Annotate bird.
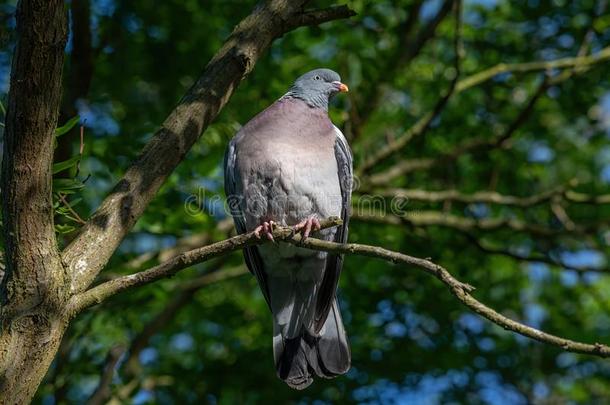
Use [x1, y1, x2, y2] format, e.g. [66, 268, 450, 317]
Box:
[224, 68, 353, 389]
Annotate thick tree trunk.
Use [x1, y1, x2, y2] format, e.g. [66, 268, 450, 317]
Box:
[0, 1, 68, 403]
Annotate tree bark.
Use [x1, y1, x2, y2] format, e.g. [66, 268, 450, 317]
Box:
[0, 1, 69, 403]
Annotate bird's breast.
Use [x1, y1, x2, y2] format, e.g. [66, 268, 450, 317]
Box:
[236, 135, 340, 229]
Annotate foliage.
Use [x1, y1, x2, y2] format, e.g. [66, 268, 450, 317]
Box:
[3, 0, 610, 403]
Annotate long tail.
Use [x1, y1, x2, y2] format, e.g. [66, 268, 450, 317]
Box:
[273, 299, 351, 390]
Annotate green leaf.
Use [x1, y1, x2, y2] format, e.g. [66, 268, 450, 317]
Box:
[66, 197, 82, 207]
[53, 178, 85, 193]
[55, 115, 80, 137]
[52, 155, 81, 174]
[54, 223, 76, 234]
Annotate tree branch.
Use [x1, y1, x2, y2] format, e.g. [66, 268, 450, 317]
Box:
[60, 0, 356, 294]
[56, 0, 94, 168]
[365, 185, 573, 207]
[292, 236, 610, 358]
[86, 345, 126, 405]
[66, 217, 344, 315]
[462, 231, 607, 274]
[456, 46, 610, 92]
[288, 5, 357, 29]
[365, 75, 548, 185]
[88, 261, 246, 405]
[353, 210, 607, 238]
[123, 218, 234, 270]
[359, 45, 610, 183]
[348, 0, 449, 141]
[69, 217, 610, 359]
[358, 0, 463, 174]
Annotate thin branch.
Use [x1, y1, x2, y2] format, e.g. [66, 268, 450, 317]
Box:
[564, 191, 610, 204]
[89, 262, 246, 405]
[462, 232, 607, 274]
[348, 0, 455, 142]
[550, 197, 576, 231]
[123, 218, 234, 270]
[360, 45, 610, 183]
[363, 184, 610, 208]
[363, 186, 566, 207]
[398, 211, 565, 236]
[68, 216, 610, 359]
[86, 345, 126, 405]
[365, 76, 548, 185]
[288, 237, 610, 358]
[353, 210, 607, 238]
[359, 0, 463, 174]
[57, 193, 87, 225]
[455, 45, 610, 92]
[399, 0, 455, 66]
[66, 217, 344, 315]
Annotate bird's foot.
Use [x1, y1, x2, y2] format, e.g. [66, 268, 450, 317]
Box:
[254, 221, 276, 241]
[293, 217, 321, 240]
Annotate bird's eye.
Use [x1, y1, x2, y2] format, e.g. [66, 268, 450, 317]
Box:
[313, 75, 321, 81]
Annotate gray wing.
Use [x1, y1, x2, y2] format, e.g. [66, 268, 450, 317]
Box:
[313, 126, 353, 332]
[224, 138, 272, 307]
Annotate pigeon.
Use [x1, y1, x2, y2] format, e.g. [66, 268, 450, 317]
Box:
[224, 68, 353, 389]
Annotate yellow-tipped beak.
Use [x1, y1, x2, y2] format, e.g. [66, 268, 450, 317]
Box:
[333, 81, 349, 93]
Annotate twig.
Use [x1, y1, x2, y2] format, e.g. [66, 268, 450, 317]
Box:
[347, 0, 444, 142]
[86, 345, 126, 405]
[550, 197, 576, 231]
[288, 237, 610, 358]
[90, 262, 246, 405]
[462, 231, 607, 274]
[123, 218, 234, 269]
[365, 76, 548, 185]
[360, 45, 610, 182]
[353, 210, 607, 238]
[363, 186, 566, 207]
[67, 216, 610, 360]
[67, 217, 344, 315]
[362, 186, 610, 216]
[75, 124, 85, 178]
[359, 0, 463, 174]
[564, 191, 610, 204]
[57, 193, 86, 225]
[455, 46, 610, 92]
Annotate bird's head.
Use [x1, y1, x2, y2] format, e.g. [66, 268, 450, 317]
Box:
[285, 68, 349, 110]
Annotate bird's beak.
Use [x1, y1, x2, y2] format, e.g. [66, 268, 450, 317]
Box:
[332, 81, 349, 93]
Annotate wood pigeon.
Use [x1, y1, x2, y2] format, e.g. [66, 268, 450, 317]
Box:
[224, 68, 353, 389]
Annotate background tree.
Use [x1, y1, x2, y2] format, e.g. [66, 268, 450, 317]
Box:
[1, 0, 610, 403]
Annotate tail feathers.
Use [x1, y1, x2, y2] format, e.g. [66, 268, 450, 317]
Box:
[274, 299, 350, 390]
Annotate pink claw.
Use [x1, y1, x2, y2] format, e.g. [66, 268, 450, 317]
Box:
[254, 221, 275, 241]
[294, 217, 321, 240]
